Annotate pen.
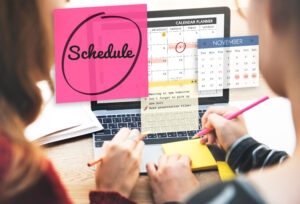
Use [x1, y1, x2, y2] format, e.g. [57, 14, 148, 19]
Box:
[192, 96, 270, 139]
[87, 133, 148, 167]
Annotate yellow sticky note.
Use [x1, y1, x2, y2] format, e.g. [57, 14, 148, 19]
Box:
[217, 161, 235, 181]
[162, 139, 217, 171]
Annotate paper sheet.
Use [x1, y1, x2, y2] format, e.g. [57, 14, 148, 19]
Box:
[141, 80, 199, 134]
[162, 139, 217, 171]
[25, 98, 83, 141]
[25, 98, 103, 144]
[34, 102, 103, 145]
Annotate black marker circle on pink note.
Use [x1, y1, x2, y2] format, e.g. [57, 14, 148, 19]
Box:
[61, 12, 142, 95]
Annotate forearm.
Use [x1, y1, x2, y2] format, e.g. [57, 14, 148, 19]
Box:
[226, 135, 288, 173]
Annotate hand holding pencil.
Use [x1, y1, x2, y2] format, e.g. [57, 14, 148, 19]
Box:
[198, 105, 248, 151]
[196, 96, 269, 151]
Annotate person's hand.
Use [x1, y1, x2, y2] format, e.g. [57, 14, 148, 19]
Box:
[200, 106, 248, 151]
[95, 128, 144, 198]
[147, 154, 199, 204]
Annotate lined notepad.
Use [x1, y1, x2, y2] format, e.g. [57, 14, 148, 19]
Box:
[162, 139, 217, 171]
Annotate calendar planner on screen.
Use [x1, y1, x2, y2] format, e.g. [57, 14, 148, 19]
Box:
[197, 36, 259, 90]
[147, 14, 226, 98]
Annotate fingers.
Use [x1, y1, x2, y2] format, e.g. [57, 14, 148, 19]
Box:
[202, 106, 227, 127]
[206, 113, 228, 130]
[202, 106, 239, 127]
[146, 162, 157, 178]
[133, 140, 145, 161]
[168, 154, 180, 163]
[207, 132, 215, 145]
[200, 134, 223, 149]
[124, 129, 143, 153]
[157, 154, 191, 167]
[123, 139, 137, 151]
[101, 141, 109, 153]
[200, 132, 216, 145]
[200, 136, 208, 144]
[216, 139, 223, 149]
[179, 155, 191, 167]
[128, 129, 141, 140]
[158, 155, 168, 170]
[112, 128, 131, 143]
[112, 128, 141, 145]
[110, 128, 144, 161]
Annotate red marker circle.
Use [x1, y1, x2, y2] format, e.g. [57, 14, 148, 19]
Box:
[175, 42, 186, 53]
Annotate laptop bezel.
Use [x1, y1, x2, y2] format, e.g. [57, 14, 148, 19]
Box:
[91, 7, 230, 111]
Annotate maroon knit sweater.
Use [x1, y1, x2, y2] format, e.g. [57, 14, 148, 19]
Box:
[0, 132, 135, 204]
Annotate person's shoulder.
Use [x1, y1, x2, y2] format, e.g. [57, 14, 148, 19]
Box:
[186, 177, 265, 204]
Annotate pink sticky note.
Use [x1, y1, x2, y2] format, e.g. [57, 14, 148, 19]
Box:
[54, 4, 148, 103]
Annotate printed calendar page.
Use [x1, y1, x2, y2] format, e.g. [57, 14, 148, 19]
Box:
[148, 14, 226, 98]
[197, 36, 259, 90]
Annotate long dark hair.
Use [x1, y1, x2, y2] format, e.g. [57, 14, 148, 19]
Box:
[0, 0, 53, 200]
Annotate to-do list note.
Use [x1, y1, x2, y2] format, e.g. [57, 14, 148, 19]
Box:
[141, 80, 199, 134]
[197, 36, 259, 90]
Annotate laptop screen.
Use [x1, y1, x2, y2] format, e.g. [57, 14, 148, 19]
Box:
[92, 7, 230, 111]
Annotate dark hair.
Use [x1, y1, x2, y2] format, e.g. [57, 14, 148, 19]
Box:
[0, 0, 53, 200]
[271, 0, 300, 32]
[0, 0, 53, 125]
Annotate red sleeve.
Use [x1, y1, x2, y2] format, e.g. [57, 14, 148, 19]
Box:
[1, 133, 136, 204]
[10, 161, 73, 204]
[0, 135, 72, 204]
[89, 191, 136, 204]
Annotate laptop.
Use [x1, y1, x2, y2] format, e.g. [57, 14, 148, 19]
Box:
[91, 7, 230, 173]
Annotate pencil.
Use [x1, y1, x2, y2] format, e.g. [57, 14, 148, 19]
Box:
[192, 96, 270, 139]
[87, 157, 104, 167]
[87, 133, 148, 167]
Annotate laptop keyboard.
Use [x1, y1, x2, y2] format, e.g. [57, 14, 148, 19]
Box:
[94, 110, 206, 147]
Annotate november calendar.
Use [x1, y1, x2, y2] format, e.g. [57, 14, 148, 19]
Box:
[147, 13, 226, 97]
[197, 36, 259, 90]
